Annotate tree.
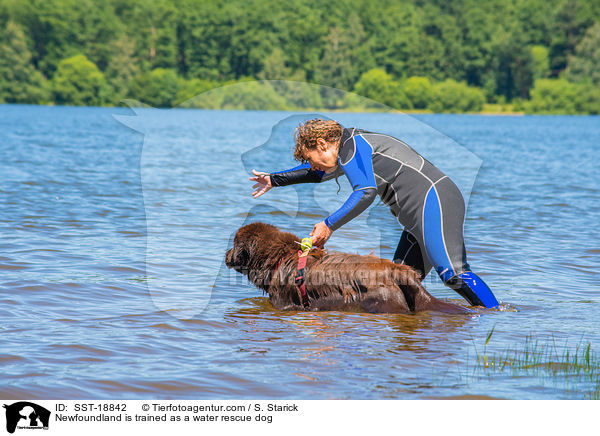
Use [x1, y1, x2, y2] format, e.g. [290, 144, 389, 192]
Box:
[282, 1, 328, 82]
[428, 79, 485, 113]
[0, 21, 48, 103]
[124, 0, 179, 71]
[403, 77, 433, 109]
[419, 4, 465, 82]
[176, 77, 217, 105]
[549, 0, 594, 75]
[492, 28, 535, 100]
[531, 45, 550, 79]
[0, 0, 598, 112]
[316, 14, 374, 92]
[566, 22, 600, 86]
[104, 34, 141, 101]
[353, 69, 412, 110]
[527, 78, 600, 114]
[78, 0, 122, 71]
[15, 0, 83, 77]
[316, 18, 375, 109]
[258, 47, 290, 81]
[51, 54, 111, 106]
[316, 27, 355, 92]
[128, 68, 179, 107]
[575, 84, 600, 114]
[175, 0, 226, 80]
[10, 0, 120, 77]
[274, 75, 323, 110]
[218, 80, 289, 110]
[370, 4, 422, 79]
[515, 0, 556, 46]
[526, 78, 578, 114]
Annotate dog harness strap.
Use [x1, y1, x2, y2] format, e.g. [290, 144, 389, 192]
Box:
[295, 250, 310, 308]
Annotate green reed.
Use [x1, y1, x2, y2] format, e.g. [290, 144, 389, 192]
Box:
[471, 327, 600, 399]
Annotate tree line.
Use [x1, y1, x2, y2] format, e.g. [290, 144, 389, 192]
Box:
[0, 0, 599, 113]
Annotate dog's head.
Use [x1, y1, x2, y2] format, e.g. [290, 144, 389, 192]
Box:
[225, 222, 296, 275]
[225, 223, 261, 273]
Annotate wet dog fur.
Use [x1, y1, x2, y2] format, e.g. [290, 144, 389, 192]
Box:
[225, 222, 470, 314]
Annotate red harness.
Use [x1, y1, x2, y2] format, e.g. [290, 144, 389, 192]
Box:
[274, 250, 310, 308]
[294, 250, 310, 308]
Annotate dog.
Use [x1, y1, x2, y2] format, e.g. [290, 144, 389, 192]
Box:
[225, 222, 471, 314]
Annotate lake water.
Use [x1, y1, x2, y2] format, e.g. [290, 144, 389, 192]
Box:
[1, 104, 598, 399]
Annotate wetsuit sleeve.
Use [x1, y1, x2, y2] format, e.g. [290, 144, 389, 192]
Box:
[270, 163, 331, 187]
[324, 135, 377, 231]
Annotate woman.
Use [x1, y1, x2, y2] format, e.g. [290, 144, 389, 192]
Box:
[250, 119, 499, 308]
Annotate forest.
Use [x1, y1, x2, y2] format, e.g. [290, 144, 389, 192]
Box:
[0, 0, 599, 113]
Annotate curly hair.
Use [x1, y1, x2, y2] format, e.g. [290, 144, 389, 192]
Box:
[293, 119, 343, 162]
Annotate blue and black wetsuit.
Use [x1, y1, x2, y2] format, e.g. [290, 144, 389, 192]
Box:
[270, 128, 499, 308]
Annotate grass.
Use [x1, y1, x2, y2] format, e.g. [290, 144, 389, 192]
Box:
[471, 327, 600, 399]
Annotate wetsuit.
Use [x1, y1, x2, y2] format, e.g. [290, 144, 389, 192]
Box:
[270, 128, 499, 308]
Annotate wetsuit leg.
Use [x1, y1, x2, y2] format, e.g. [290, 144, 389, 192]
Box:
[421, 178, 499, 308]
[393, 230, 432, 281]
[445, 271, 499, 308]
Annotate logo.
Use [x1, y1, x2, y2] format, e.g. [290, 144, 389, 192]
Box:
[3, 402, 50, 434]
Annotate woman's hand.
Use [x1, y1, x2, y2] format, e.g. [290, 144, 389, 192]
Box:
[250, 169, 272, 198]
[310, 221, 333, 248]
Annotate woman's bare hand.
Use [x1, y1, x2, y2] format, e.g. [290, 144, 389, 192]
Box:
[250, 169, 272, 198]
[310, 221, 333, 247]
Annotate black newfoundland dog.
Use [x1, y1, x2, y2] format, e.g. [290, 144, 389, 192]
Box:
[225, 222, 471, 314]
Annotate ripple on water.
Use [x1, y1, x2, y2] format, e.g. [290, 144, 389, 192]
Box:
[0, 263, 30, 270]
[422, 394, 505, 400]
[85, 378, 243, 398]
[0, 354, 28, 364]
[148, 323, 185, 331]
[1, 109, 599, 400]
[0, 386, 49, 401]
[47, 344, 115, 357]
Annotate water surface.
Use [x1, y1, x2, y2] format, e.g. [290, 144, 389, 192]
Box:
[1, 105, 598, 399]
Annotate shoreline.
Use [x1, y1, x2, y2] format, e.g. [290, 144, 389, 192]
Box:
[1, 101, 580, 116]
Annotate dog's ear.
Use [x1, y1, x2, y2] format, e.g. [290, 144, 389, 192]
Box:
[230, 240, 250, 268]
[230, 228, 261, 267]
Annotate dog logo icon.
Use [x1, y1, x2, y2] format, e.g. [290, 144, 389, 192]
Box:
[3, 402, 50, 434]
